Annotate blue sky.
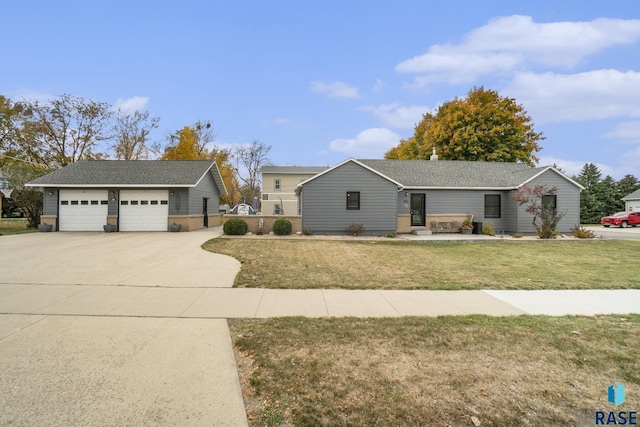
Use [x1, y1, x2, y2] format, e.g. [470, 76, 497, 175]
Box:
[3, 1, 640, 179]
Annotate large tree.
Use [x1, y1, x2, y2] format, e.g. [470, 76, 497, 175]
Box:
[16, 94, 112, 168]
[161, 121, 239, 205]
[0, 95, 22, 150]
[385, 86, 544, 166]
[111, 109, 159, 160]
[232, 140, 271, 205]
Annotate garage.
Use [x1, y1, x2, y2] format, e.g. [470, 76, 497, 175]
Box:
[119, 190, 169, 231]
[59, 190, 109, 231]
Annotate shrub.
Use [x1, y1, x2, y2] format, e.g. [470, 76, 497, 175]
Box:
[223, 218, 248, 235]
[571, 225, 596, 239]
[348, 224, 365, 236]
[511, 232, 524, 238]
[273, 219, 292, 235]
[386, 231, 396, 238]
[482, 222, 496, 236]
[303, 228, 312, 236]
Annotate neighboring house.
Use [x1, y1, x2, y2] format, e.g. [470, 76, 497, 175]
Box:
[25, 160, 227, 232]
[260, 166, 329, 215]
[622, 189, 640, 212]
[296, 158, 584, 235]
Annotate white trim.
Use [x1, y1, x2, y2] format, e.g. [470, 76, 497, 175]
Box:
[25, 183, 194, 188]
[297, 158, 403, 189]
[518, 166, 585, 190]
[400, 186, 518, 191]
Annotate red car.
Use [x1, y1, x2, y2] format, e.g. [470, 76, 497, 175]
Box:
[601, 211, 640, 228]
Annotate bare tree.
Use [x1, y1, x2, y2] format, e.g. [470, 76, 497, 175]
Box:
[18, 94, 112, 168]
[111, 109, 160, 160]
[233, 140, 271, 204]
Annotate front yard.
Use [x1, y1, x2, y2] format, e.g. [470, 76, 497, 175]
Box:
[203, 238, 640, 290]
[231, 315, 640, 427]
[0, 219, 35, 235]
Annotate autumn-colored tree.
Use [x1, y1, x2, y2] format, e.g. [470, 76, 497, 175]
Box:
[161, 121, 239, 205]
[386, 87, 544, 166]
[16, 94, 112, 168]
[513, 184, 564, 238]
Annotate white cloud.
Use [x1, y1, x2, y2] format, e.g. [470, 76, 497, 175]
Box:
[310, 81, 360, 99]
[113, 96, 149, 113]
[361, 102, 433, 129]
[329, 128, 402, 158]
[396, 16, 640, 85]
[373, 79, 386, 93]
[604, 121, 640, 143]
[505, 70, 640, 123]
[537, 155, 615, 178]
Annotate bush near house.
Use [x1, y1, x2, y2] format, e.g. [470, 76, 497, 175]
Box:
[272, 219, 292, 235]
[223, 218, 248, 235]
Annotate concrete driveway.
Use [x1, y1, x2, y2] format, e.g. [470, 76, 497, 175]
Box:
[0, 228, 248, 426]
[585, 224, 640, 241]
[0, 228, 239, 287]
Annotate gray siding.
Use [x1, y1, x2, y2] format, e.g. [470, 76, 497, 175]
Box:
[301, 161, 398, 234]
[188, 171, 220, 215]
[43, 188, 58, 215]
[409, 189, 513, 233]
[514, 170, 581, 233]
[169, 188, 189, 215]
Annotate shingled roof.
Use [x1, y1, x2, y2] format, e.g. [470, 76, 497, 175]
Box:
[26, 160, 227, 194]
[622, 189, 640, 200]
[260, 166, 330, 174]
[299, 158, 583, 190]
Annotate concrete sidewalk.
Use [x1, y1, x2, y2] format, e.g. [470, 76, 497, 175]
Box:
[2, 284, 639, 318]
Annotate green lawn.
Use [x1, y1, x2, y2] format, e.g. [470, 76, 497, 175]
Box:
[203, 238, 640, 290]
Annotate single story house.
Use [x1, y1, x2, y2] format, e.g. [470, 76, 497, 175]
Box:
[622, 189, 640, 212]
[26, 160, 227, 232]
[296, 158, 584, 235]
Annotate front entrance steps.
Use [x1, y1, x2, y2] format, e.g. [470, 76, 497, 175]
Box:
[412, 228, 432, 236]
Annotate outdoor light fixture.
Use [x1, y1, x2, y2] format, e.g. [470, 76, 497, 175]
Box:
[48, 191, 53, 196]
[405, 191, 409, 196]
[170, 191, 175, 196]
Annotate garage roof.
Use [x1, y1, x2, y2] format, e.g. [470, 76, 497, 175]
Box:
[26, 160, 227, 193]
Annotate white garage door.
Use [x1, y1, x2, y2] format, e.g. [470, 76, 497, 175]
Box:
[59, 190, 109, 231]
[119, 190, 169, 231]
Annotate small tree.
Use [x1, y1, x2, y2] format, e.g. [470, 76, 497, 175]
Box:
[513, 184, 565, 239]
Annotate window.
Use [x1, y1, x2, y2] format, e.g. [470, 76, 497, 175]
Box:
[484, 194, 501, 218]
[61, 200, 69, 205]
[101, 200, 108, 205]
[81, 200, 88, 205]
[262, 194, 269, 200]
[121, 200, 129, 205]
[274, 179, 281, 190]
[90, 200, 98, 205]
[71, 200, 79, 205]
[141, 200, 149, 205]
[150, 200, 158, 205]
[131, 200, 138, 205]
[274, 204, 281, 214]
[346, 192, 360, 210]
[542, 195, 557, 214]
[160, 200, 168, 205]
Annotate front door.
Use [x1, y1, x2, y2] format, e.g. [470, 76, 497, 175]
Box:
[410, 194, 425, 226]
[203, 197, 208, 228]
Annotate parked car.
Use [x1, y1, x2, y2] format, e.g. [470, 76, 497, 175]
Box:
[601, 211, 640, 228]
